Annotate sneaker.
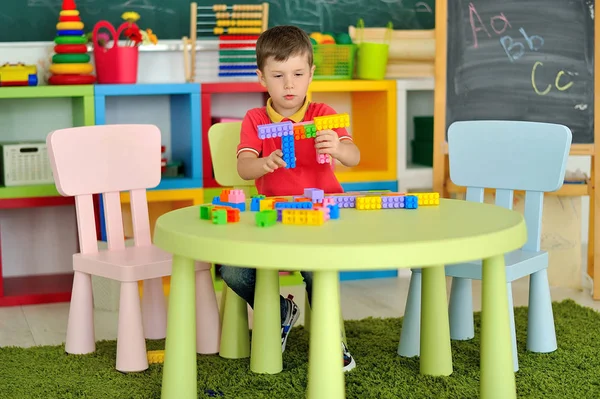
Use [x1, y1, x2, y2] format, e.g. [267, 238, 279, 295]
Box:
[281, 294, 300, 352]
[342, 341, 356, 372]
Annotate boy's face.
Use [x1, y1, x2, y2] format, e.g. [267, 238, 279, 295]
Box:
[257, 52, 316, 117]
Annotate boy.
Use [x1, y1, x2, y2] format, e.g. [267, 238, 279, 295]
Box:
[219, 25, 360, 372]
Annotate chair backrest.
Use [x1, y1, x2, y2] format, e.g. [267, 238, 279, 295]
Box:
[47, 124, 162, 254]
[447, 120, 572, 252]
[208, 122, 254, 188]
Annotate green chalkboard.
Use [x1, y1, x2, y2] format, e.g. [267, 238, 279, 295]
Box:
[0, 0, 435, 43]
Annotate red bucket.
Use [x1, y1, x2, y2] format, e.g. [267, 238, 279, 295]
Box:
[92, 21, 139, 84]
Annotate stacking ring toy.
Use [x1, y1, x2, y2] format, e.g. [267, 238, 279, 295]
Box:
[52, 53, 90, 64]
[56, 22, 84, 30]
[59, 15, 80, 22]
[49, 63, 94, 74]
[57, 30, 84, 36]
[54, 36, 87, 45]
[54, 44, 88, 53]
[59, 10, 80, 16]
[49, 74, 96, 85]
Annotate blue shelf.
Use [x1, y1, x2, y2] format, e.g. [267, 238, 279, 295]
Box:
[94, 83, 202, 240]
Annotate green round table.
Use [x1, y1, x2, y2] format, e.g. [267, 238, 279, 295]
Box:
[153, 198, 526, 399]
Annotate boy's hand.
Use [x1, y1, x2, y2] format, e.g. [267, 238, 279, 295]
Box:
[315, 129, 340, 158]
[263, 149, 286, 173]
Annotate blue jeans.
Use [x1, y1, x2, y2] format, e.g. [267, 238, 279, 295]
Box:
[218, 265, 313, 324]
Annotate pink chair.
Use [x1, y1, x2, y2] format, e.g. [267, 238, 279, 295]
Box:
[46, 124, 220, 373]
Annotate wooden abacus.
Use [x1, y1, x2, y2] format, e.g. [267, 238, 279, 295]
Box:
[183, 2, 269, 82]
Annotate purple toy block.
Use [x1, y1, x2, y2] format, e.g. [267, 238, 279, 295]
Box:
[277, 209, 283, 222]
[303, 188, 324, 203]
[257, 121, 294, 139]
[330, 195, 356, 208]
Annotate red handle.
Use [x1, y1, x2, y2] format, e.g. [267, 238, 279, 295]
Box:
[92, 21, 140, 51]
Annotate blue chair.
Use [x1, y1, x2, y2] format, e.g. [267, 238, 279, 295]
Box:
[398, 120, 572, 372]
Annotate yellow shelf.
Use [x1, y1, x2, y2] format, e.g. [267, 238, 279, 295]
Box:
[308, 79, 396, 93]
[335, 165, 395, 183]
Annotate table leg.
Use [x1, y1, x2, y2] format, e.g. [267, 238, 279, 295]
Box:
[481, 255, 516, 398]
[420, 265, 453, 376]
[161, 255, 197, 399]
[307, 270, 345, 399]
[250, 268, 282, 373]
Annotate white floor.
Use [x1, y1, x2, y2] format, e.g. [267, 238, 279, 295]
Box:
[1, 275, 599, 348]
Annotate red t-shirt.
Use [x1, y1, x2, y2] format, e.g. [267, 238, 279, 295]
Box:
[237, 101, 353, 197]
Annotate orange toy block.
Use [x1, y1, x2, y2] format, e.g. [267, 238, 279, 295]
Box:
[220, 189, 231, 202]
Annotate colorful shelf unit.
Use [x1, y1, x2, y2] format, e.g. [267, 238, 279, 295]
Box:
[0, 85, 96, 306]
[307, 80, 397, 184]
[201, 82, 269, 188]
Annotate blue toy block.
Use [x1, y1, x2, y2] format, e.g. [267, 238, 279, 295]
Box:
[212, 196, 246, 211]
[250, 197, 262, 211]
[275, 201, 313, 210]
[404, 195, 418, 209]
[327, 203, 340, 219]
[282, 134, 296, 168]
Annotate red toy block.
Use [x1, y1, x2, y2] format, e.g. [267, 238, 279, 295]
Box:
[226, 208, 241, 223]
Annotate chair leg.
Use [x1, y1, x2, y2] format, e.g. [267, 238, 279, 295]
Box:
[304, 294, 311, 331]
[527, 269, 557, 353]
[448, 277, 475, 340]
[65, 271, 96, 354]
[141, 277, 167, 339]
[507, 282, 519, 372]
[219, 286, 250, 359]
[195, 261, 220, 354]
[116, 281, 148, 373]
[398, 269, 421, 357]
[219, 281, 228, 324]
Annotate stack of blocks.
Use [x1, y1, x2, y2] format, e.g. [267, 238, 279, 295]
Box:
[256, 113, 350, 168]
[199, 188, 440, 227]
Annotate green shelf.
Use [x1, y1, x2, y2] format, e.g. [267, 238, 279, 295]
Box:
[0, 184, 61, 199]
[0, 85, 94, 99]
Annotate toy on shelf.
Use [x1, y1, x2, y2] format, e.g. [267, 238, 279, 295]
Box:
[48, 0, 96, 85]
[257, 113, 351, 168]
[0, 63, 38, 87]
[183, 2, 269, 81]
[160, 145, 184, 178]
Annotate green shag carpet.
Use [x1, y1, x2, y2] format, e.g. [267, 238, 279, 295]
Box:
[2, 299, 600, 398]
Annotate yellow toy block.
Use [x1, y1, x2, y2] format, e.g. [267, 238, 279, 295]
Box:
[259, 198, 275, 211]
[412, 192, 440, 206]
[356, 196, 382, 210]
[147, 350, 165, 364]
[281, 209, 325, 225]
[313, 113, 350, 131]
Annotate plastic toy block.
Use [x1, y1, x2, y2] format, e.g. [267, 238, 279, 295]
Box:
[314, 204, 330, 221]
[275, 201, 313, 209]
[257, 121, 294, 139]
[277, 209, 283, 222]
[281, 209, 325, 225]
[316, 152, 331, 164]
[147, 350, 165, 364]
[200, 205, 212, 220]
[404, 195, 418, 209]
[212, 209, 228, 224]
[282, 134, 296, 168]
[259, 198, 275, 211]
[313, 113, 350, 131]
[228, 189, 246, 203]
[412, 192, 440, 206]
[327, 194, 356, 208]
[356, 196, 382, 210]
[226, 208, 241, 223]
[293, 122, 317, 139]
[256, 210, 277, 227]
[219, 189, 231, 202]
[303, 188, 324, 203]
[212, 196, 246, 211]
[322, 197, 336, 207]
[307, 209, 325, 225]
[328, 204, 340, 219]
[250, 195, 265, 211]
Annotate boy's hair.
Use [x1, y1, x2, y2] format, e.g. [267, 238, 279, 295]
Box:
[256, 25, 313, 71]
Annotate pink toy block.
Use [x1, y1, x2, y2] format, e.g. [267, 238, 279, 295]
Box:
[228, 189, 246, 203]
[316, 152, 331, 164]
[304, 187, 324, 203]
[322, 197, 336, 207]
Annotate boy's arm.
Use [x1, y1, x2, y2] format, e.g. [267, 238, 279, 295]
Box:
[333, 139, 360, 167]
[313, 104, 361, 167]
[236, 114, 286, 180]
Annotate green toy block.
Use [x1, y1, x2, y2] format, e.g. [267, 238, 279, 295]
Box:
[252, 194, 266, 199]
[212, 209, 228, 224]
[200, 205, 212, 220]
[305, 123, 317, 138]
[255, 210, 277, 227]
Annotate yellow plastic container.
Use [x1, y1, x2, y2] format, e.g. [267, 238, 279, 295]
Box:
[355, 20, 392, 80]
